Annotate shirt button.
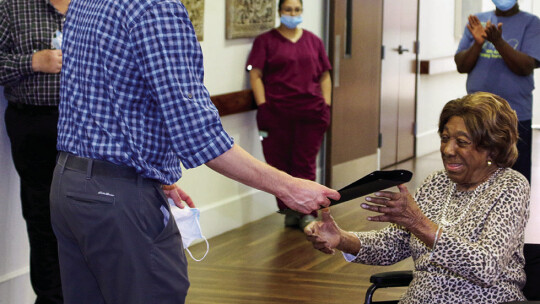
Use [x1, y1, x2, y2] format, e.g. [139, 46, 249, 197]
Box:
[187, 93, 193, 99]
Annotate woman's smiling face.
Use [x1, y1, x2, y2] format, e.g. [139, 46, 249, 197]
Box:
[440, 116, 493, 189]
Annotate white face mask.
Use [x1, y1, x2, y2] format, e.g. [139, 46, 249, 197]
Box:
[51, 30, 63, 49]
[161, 201, 209, 261]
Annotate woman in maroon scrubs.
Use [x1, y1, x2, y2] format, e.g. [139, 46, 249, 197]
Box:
[247, 0, 332, 229]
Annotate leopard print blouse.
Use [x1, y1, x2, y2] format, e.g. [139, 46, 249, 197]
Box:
[347, 168, 530, 303]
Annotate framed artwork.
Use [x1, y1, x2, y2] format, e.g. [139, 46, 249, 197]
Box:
[183, 0, 205, 41]
[226, 0, 276, 39]
[454, 0, 483, 39]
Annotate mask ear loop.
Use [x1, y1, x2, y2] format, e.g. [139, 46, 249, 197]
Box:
[185, 237, 209, 262]
[185, 213, 209, 261]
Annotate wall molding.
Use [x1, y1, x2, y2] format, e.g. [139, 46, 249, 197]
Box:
[0, 267, 29, 284]
[416, 128, 440, 157]
[210, 89, 256, 117]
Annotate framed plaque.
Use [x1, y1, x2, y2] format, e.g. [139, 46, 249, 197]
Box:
[226, 0, 276, 39]
[184, 0, 205, 41]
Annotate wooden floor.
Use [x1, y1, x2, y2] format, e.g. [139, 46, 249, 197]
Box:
[185, 131, 539, 304]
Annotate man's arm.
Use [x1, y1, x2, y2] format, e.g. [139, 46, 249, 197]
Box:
[455, 15, 485, 73]
[455, 45, 484, 74]
[206, 144, 340, 214]
[485, 22, 536, 76]
[0, 4, 62, 85]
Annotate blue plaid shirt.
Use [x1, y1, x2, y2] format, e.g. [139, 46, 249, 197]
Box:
[57, 0, 234, 184]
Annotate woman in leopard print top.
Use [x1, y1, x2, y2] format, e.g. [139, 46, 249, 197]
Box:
[305, 92, 530, 303]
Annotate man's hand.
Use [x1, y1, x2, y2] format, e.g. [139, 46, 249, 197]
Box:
[162, 184, 195, 209]
[279, 178, 340, 214]
[484, 20, 504, 45]
[32, 49, 62, 73]
[467, 15, 486, 45]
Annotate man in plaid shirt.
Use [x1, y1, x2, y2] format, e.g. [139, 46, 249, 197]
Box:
[51, 0, 340, 303]
[0, 0, 69, 302]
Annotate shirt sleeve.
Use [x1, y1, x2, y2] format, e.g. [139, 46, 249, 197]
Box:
[128, 2, 233, 169]
[317, 36, 332, 72]
[521, 14, 540, 64]
[429, 174, 530, 287]
[0, 3, 34, 86]
[246, 34, 267, 70]
[345, 224, 412, 266]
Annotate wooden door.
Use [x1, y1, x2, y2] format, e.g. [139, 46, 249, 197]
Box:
[379, 0, 418, 168]
[326, 0, 383, 187]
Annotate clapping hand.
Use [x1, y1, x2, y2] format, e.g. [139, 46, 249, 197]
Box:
[467, 15, 486, 45]
[484, 20, 504, 45]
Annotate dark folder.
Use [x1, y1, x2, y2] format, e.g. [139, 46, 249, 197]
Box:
[329, 169, 413, 207]
[278, 169, 413, 215]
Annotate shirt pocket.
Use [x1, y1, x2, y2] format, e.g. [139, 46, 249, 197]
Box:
[14, 24, 55, 53]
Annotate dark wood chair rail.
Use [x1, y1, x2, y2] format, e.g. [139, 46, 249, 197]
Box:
[210, 89, 257, 117]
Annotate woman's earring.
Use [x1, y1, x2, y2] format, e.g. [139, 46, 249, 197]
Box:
[487, 160, 492, 166]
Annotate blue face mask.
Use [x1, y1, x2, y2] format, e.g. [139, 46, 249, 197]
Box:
[280, 15, 303, 29]
[492, 0, 517, 11]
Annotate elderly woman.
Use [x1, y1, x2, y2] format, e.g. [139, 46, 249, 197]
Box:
[305, 92, 530, 303]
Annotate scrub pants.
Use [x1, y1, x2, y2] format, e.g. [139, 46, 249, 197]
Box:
[4, 103, 63, 304]
[50, 152, 189, 304]
[256, 103, 330, 214]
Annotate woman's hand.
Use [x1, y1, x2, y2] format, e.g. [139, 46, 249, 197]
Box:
[304, 209, 341, 254]
[362, 184, 426, 231]
[162, 184, 195, 209]
[305, 209, 362, 255]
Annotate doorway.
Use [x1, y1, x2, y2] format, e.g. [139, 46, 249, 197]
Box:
[379, 0, 419, 168]
[325, 0, 383, 188]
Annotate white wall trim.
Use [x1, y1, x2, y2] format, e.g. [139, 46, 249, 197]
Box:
[197, 190, 276, 240]
[198, 188, 261, 213]
[0, 267, 29, 284]
[416, 128, 440, 157]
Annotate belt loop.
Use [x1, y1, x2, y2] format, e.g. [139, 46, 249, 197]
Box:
[58, 152, 68, 174]
[86, 159, 94, 180]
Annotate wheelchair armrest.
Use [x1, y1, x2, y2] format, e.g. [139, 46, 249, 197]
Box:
[369, 270, 413, 288]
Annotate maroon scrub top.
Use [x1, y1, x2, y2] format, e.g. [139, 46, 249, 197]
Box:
[247, 29, 332, 115]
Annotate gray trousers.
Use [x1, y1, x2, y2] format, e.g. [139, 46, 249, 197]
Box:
[50, 152, 189, 304]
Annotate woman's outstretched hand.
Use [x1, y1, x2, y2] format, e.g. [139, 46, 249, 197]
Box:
[304, 209, 341, 254]
[362, 184, 426, 231]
